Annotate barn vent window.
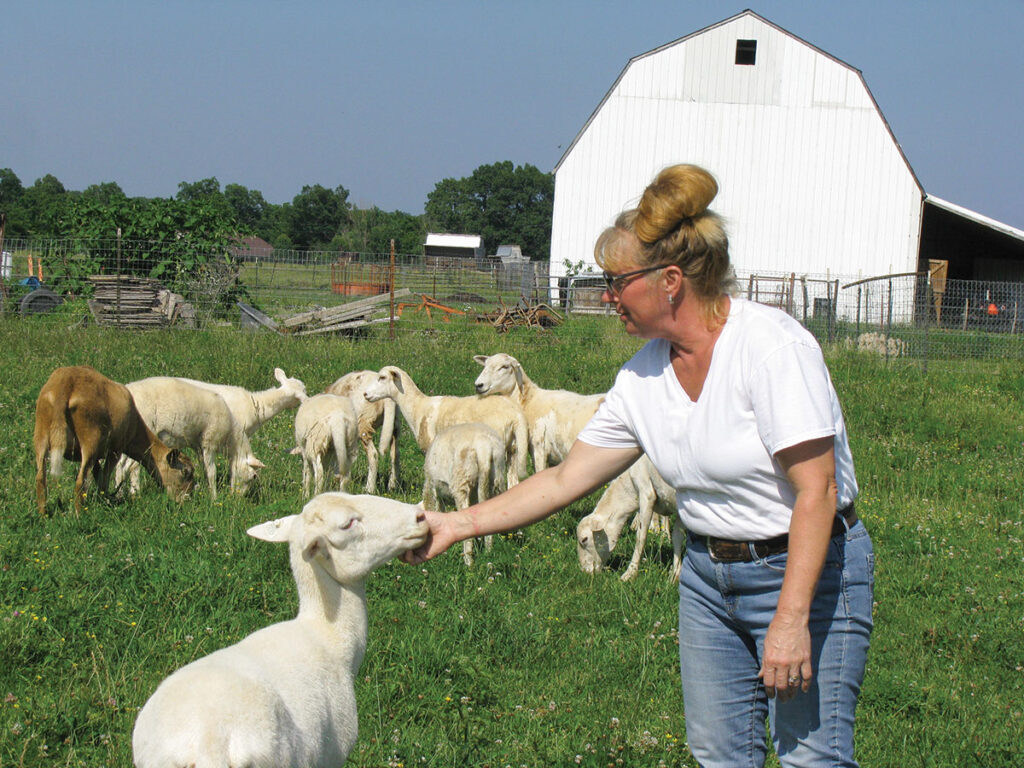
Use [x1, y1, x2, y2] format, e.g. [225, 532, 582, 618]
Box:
[735, 39, 757, 65]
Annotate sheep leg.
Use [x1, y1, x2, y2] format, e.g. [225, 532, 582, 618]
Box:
[670, 517, 685, 584]
[621, 485, 657, 582]
[475, 466, 494, 552]
[33, 425, 49, 516]
[453, 486, 476, 565]
[383, 403, 399, 492]
[312, 453, 325, 496]
[361, 430, 379, 493]
[301, 455, 312, 498]
[201, 448, 218, 501]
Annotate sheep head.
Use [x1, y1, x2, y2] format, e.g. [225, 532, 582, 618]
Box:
[160, 449, 196, 502]
[273, 367, 309, 405]
[473, 353, 523, 396]
[364, 367, 404, 403]
[576, 516, 612, 574]
[248, 493, 429, 585]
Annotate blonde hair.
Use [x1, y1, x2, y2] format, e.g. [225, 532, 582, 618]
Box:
[594, 164, 735, 326]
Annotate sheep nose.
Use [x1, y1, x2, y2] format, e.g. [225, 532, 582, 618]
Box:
[474, 383, 485, 394]
[415, 509, 426, 523]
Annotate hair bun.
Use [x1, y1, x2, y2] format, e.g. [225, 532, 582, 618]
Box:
[634, 165, 718, 245]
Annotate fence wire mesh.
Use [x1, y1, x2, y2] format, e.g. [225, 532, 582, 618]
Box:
[3, 238, 1023, 365]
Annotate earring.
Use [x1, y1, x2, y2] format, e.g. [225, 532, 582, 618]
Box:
[667, 293, 674, 305]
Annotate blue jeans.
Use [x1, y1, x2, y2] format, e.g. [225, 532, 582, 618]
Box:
[678, 521, 874, 768]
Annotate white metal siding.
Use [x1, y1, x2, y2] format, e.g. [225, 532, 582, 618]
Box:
[551, 13, 923, 292]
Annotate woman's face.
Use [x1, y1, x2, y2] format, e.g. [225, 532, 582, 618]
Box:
[601, 234, 668, 338]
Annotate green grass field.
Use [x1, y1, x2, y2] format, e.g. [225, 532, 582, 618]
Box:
[0, 313, 1021, 767]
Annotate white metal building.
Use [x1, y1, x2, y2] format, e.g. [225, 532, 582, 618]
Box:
[550, 10, 1024, 306]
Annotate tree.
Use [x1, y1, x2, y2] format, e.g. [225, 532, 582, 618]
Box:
[0, 168, 28, 237]
[177, 177, 233, 222]
[287, 184, 351, 249]
[337, 207, 426, 255]
[81, 182, 127, 205]
[224, 183, 269, 233]
[21, 174, 69, 239]
[425, 161, 554, 261]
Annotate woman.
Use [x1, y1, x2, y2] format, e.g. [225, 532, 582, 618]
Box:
[406, 164, 873, 768]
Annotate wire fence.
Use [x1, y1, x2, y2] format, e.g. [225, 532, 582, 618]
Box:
[3, 238, 1023, 365]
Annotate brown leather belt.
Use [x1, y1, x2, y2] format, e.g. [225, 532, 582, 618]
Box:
[693, 504, 858, 563]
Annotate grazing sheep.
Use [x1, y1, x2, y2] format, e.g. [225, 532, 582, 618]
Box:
[576, 455, 683, 583]
[292, 394, 360, 497]
[132, 492, 430, 768]
[178, 367, 308, 437]
[473, 353, 605, 471]
[33, 366, 195, 516]
[117, 377, 265, 500]
[364, 365, 529, 487]
[422, 423, 507, 565]
[324, 370, 400, 493]
[855, 331, 906, 358]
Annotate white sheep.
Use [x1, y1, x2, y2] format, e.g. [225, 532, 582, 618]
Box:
[178, 367, 308, 437]
[576, 455, 684, 583]
[855, 331, 906, 357]
[117, 377, 265, 500]
[324, 370, 400, 493]
[421, 423, 507, 565]
[364, 365, 529, 487]
[473, 353, 605, 471]
[291, 393, 360, 497]
[132, 492, 429, 768]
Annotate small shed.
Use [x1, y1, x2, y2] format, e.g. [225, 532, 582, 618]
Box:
[424, 233, 484, 267]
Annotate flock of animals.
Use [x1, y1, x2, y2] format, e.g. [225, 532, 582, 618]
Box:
[31, 355, 681, 767]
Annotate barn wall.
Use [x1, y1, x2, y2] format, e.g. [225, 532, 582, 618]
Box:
[551, 13, 923, 285]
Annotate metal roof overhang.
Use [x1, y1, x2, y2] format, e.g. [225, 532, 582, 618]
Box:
[920, 196, 1024, 282]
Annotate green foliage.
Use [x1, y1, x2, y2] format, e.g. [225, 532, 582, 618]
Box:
[0, 321, 1021, 767]
[287, 184, 352, 249]
[426, 161, 554, 261]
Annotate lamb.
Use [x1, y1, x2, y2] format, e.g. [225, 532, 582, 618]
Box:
[33, 366, 195, 516]
[177, 367, 308, 437]
[132, 492, 429, 768]
[576, 455, 684, 583]
[364, 365, 529, 487]
[291, 393, 360, 497]
[421, 423, 507, 565]
[117, 377, 265, 500]
[473, 353, 605, 471]
[324, 370, 400, 493]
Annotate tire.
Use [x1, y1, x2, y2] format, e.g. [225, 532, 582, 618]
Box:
[20, 288, 63, 315]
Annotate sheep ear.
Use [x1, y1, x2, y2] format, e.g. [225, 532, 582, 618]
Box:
[274, 367, 287, 384]
[390, 369, 404, 393]
[289, 446, 302, 455]
[513, 363, 524, 389]
[248, 514, 297, 542]
[473, 355, 488, 366]
[248, 456, 266, 469]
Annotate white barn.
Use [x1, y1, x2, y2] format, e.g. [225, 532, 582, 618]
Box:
[550, 10, 1024, 319]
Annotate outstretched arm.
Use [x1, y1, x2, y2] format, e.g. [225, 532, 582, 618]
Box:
[404, 441, 642, 564]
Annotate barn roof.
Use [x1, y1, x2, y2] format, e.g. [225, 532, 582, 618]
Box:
[925, 196, 1024, 244]
[553, 9, 920, 194]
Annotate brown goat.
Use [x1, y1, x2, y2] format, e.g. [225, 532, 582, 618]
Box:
[34, 366, 195, 516]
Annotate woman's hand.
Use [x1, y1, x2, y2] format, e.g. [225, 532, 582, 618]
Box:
[760, 609, 812, 701]
[402, 508, 463, 565]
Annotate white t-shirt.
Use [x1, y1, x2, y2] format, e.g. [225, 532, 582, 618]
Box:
[577, 297, 858, 540]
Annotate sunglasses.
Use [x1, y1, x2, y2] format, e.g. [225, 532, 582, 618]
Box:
[602, 264, 667, 296]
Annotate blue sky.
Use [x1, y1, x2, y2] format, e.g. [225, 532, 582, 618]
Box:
[5, 1, 1023, 229]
